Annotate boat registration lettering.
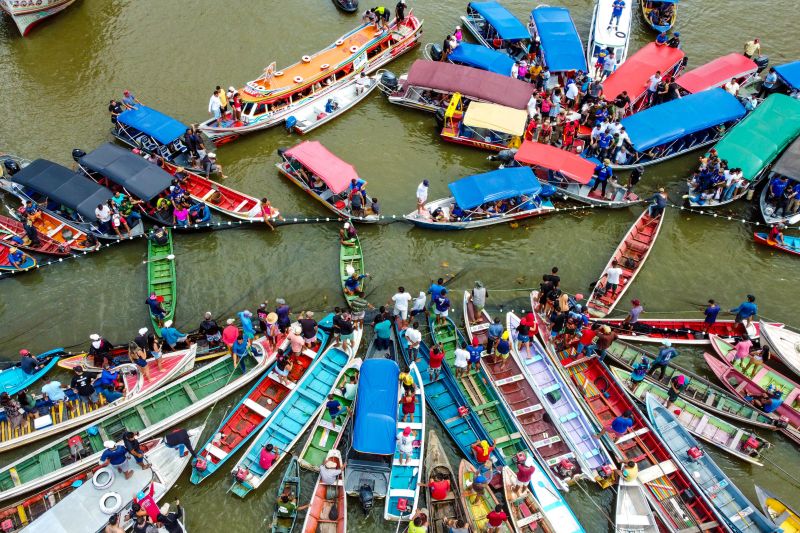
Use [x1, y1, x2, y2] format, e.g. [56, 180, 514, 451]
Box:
[13, 0, 44, 7]
[706, 479, 729, 496]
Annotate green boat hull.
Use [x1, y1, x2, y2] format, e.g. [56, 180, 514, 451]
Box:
[147, 228, 176, 331]
[339, 231, 364, 307]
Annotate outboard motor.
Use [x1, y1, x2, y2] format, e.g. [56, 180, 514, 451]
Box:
[358, 481, 374, 515]
[380, 71, 399, 92]
[71, 149, 86, 162]
[276, 147, 288, 158]
[3, 159, 20, 176]
[429, 43, 443, 62]
[434, 107, 446, 129]
[754, 55, 769, 72]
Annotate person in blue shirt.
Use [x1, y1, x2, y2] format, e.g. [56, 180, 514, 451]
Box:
[344, 271, 368, 296]
[655, 32, 668, 46]
[160, 320, 188, 351]
[596, 132, 613, 161]
[434, 288, 451, 326]
[231, 333, 250, 374]
[768, 177, 790, 204]
[703, 299, 721, 333]
[428, 278, 445, 308]
[752, 390, 783, 413]
[6, 247, 25, 269]
[608, 0, 625, 30]
[648, 188, 668, 217]
[99, 440, 134, 479]
[631, 357, 650, 383]
[486, 318, 504, 356]
[730, 294, 757, 328]
[590, 160, 613, 198]
[325, 394, 346, 422]
[238, 310, 256, 342]
[646, 340, 678, 380]
[145, 292, 166, 325]
[373, 317, 392, 351]
[596, 409, 634, 438]
[758, 68, 778, 98]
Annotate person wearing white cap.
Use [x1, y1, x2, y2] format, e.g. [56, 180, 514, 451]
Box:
[159, 320, 188, 351]
[319, 457, 343, 485]
[99, 439, 134, 480]
[647, 339, 678, 380]
[199, 312, 222, 347]
[222, 318, 239, 349]
[88, 333, 113, 368]
[200, 150, 226, 179]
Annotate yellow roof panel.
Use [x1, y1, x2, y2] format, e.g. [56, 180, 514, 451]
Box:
[463, 102, 527, 135]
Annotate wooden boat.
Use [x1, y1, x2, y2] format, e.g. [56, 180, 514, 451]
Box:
[640, 0, 677, 33]
[395, 320, 502, 469]
[270, 458, 300, 533]
[711, 333, 800, 396]
[229, 343, 357, 498]
[586, 0, 633, 75]
[288, 74, 379, 135]
[0, 242, 35, 273]
[199, 13, 423, 143]
[460, 1, 530, 54]
[297, 357, 361, 470]
[615, 476, 659, 533]
[612, 366, 772, 466]
[424, 430, 468, 533]
[405, 168, 555, 230]
[507, 311, 616, 487]
[276, 141, 379, 222]
[384, 361, 425, 521]
[0, 338, 276, 502]
[21, 426, 202, 533]
[758, 321, 800, 378]
[586, 209, 665, 318]
[514, 141, 641, 208]
[365, 320, 397, 361]
[300, 449, 347, 533]
[458, 459, 508, 533]
[548, 344, 725, 532]
[439, 94, 526, 152]
[0, 348, 62, 396]
[0, 202, 96, 251]
[378, 60, 537, 114]
[0, 215, 70, 256]
[332, 0, 358, 13]
[592, 317, 765, 345]
[647, 395, 777, 533]
[147, 227, 176, 331]
[430, 315, 584, 532]
[604, 340, 780, 429]
[501, 465, 556, 533]
[754, 232, 800, 257]
[463, 297, 583, 490]
[340, 224, 366, 307]
[0, 346, 197, 453]
[0, 0, 75, 36]
[755, 484, 800, 533]
[190, 319, 329, 484]
[704, 353, 800, 446]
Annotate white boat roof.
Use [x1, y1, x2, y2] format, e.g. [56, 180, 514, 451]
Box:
[591, 0, 633, 49]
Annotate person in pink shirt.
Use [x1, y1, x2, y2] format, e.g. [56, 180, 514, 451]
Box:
[287, 325, 305, 357]
[731, 336, 753, 363]
[221, 318, 239, 350]
[511, 453, 536, 496]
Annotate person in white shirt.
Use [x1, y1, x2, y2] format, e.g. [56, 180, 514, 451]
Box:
[404, 321, 422, 362]
[355, 72, 371, 95]
[526, 94, 538, 119]
[511, 62, 519, 79]
[95, 203, 112, 234]
[724, 78, 740, 96]
[208, 89, 222, 123]
[646, 71, 661, 105]
[604, 259, 624, 296]
[416, 180, 429, 215]
[565, 80, 580, 109]
[453, 341, 469, 378]
[390, 286, 413, 327]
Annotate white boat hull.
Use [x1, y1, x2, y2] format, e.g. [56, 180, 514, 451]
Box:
[1, 0, 75, 36]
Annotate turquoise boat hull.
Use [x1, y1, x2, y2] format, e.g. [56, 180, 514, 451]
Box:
[0, 348, 64, 396]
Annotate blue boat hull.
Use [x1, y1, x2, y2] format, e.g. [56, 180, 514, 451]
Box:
[0, 349, 63, 396]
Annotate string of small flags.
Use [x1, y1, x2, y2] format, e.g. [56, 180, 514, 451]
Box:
[668, 203, 800, 231]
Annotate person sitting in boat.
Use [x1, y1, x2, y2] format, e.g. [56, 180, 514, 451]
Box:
[200, 152, 226, 179]
[630, 357, 650, 383]
[189, 202, 211, 225]
[648, 187, 668, 217]
[431, 205, 450, 222]
[767, 224, 786, 246]
[344, 269, 369, 296]
[419, 472, 451, 502]
[659, 3, 674, 24]
[340, 222, 357, 246]
[319, 456, 344, 485]
[17, 348, 41, 375]
[172, 200, 190, 227]
[595, 409, 634, 439]
[324, 98, 340, 114]
[5, 246, 25, 269]
[667, 32, 681, 49]
[160, 320, 189, 351]
[750, 390, 783, 413]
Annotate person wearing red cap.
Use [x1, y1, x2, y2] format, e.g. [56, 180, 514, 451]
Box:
[623, 299, 644, 328]
[666, 374, 687, 409]
[121, 90, 140, 110]
[396, 426, 416, 465]
[19, 349, 41, 375]
[466, 336, 483, 373]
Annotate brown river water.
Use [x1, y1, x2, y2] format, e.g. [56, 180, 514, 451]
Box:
[0, 0, 799, 531]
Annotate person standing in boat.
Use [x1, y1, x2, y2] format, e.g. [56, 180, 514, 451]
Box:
[395, 0, 407, 22]
[730, 295, 758, 329]
[208, 89, 222, 125]
[743, 38, 762, 60]
[646, 340, 678, 380]
[702, 299, 721, 333]
[590, 159, 614, 198]
[99, 440, 135, 480]
[122, 90, 141, 110]
[648, 188, 668, 217]
[372, 6, 391, 30]
[416, 179, 429, 215]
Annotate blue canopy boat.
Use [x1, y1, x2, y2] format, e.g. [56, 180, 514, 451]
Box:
[394, 321, 504, 468]
[529, 6, 587, 85]
[404, 167, 555, 230]
[773, 60, 800, 94]
[437, 43, 515, 77]
[112, 105, 201, 169]
[343, 358, 399, 500]
[611, 88, 747, 169]
[646, 395, 778, 533]
[0, 348, 64, 396]
[460, 1, 530, 58]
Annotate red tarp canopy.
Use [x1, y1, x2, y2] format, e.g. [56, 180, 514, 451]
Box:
[676, 53, 758, 94]
[602, 43, 685, 102]
[284, 141, 358, 195]
[405, 60, 536, 110]
[514, 141, 595, 184]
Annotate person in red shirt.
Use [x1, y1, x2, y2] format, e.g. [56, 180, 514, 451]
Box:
[575, 323, 600, 357]
[420, 473, 451, 501]
[512, 453, 536, 496]
[486, 505, 508, 533]
[428, 343, 445, 381]
[471, 439, 495, 464]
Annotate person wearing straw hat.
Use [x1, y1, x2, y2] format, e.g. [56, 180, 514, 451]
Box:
[264, 312, 280, 351]
[99, 439, 134, 480]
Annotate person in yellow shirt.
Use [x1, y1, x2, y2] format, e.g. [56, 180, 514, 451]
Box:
[743, 38, 761, 59]
[399, 371, 415, 394]
[216, 85, 229, 120]
[619, 460, 638, 481]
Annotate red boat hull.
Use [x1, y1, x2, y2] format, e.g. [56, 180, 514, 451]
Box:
[590, 318, 777, 345]
[0, 215, 71, 256]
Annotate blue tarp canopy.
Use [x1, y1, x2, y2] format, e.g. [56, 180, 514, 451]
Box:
[449, 167, 542, 209]
[775, 60, 800, 91]
[530, 7, 587, 73]
[449, 43, 515, 76]
[468, 1, 530, 41]
[117, 105, 187, 145]
[353, 359, 399, 455]
[622, 88, 746, 152]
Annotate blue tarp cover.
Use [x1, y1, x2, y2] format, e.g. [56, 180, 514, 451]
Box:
[117, 105, 187, 145]
[468, 1, 530, 41]
[774, 60, 800, 91]
[530, 7, 588, 73]
[449, 167, 542, 209]
[449, 43, 515, 76]
[353, 359, 399, 455]
[623, 89, 746, 152]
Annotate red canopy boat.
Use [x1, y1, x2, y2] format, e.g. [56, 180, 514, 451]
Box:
[0, 214, 71, 257]
[589, 318, 778, 345]
[675, 53, 758, 94]
[587, 209, 665, 318]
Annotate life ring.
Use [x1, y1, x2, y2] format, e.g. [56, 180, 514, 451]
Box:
[294, 76, 304, 84]
[320, 64, 330, 70]
[302, 55, 312, 63]
[92, 467, 114, 490]
[99, 492, 123, 515]
[335, 39, 345, 46]
[350, 45, 359, 54]
[274, 71, 284, 77]
[615, 30, 626, 38]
